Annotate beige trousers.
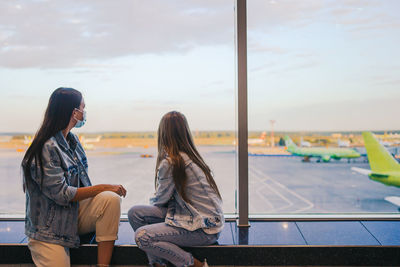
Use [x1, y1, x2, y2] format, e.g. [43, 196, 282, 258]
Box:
[28, 191, 121, 267]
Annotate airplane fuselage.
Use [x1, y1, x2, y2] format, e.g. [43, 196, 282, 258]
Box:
[288, 147, 360, 161]
[369, 173, 400, 187]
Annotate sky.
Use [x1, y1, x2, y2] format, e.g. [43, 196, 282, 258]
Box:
[0, 0, 399, 132]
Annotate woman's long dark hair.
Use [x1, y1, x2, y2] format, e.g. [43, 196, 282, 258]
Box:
[22, 87, 82, 191]
[156, 111, 222, 203]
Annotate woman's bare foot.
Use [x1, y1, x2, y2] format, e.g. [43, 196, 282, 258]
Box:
[190, 258, 204, 267]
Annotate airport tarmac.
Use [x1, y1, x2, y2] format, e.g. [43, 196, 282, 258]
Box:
[0, 146, 399, 216]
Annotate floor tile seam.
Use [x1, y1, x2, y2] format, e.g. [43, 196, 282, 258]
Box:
[294, 222, 308, 245]
[20, 236, 27, 243]
[229, 222, 236, 245]
[359, 221, 382, 246]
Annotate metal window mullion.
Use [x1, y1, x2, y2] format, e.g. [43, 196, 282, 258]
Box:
[236, 0, 249, 227]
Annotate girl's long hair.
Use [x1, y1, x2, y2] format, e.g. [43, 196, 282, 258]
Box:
[156, 111, 222, 202]
[22, 87, 82, 191]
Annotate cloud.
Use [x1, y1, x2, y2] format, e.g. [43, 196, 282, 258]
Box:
[326, 1, 400, 34]
[247, 0, 325, 30]
[248, 0, 399, 41]
[0, 0, 234, 68]
[0, 0, 398, 69]
[202, 80, 224, 88]
[248, 42, 287, 54]
[250, 62, 278, 73]
[348, 22, 400, 33]
[250, 59, 319, 75]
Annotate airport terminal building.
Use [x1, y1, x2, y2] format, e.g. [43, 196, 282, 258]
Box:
[0, 0, 399, 266]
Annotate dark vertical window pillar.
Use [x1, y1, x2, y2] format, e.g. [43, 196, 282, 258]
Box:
[236, 0, 249, 227]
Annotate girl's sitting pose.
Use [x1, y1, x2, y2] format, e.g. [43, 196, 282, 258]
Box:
[22, 88, 127, 267]
[128, 111, 224, 267]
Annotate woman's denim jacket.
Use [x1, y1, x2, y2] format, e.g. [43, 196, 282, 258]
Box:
[150, 153, 224, 234]
[24, 131, 91, 248]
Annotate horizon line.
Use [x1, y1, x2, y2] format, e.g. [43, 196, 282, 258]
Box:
[1, 129, 400, 136]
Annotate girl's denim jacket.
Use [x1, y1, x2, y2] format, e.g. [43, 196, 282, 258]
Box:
[150, 153, 224, 234]
[24, 131, 91, 248]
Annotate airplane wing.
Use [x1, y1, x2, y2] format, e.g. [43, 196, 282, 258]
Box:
[351, 167, 371, 175]
[351, 167, 390, 178]
[384, 196, 400, 207]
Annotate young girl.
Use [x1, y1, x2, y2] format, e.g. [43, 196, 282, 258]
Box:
[22, 88, 127, 267]
[128, 111, 224, 267]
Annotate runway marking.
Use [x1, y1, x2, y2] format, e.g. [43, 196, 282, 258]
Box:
[249, 170, 275, 210]
[250, 168, 293, 212]
[250, 167, 314, 213]
[250, 168, 293, 211]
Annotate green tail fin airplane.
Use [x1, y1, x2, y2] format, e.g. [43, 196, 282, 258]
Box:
[284, 135, 360, 162]
[351, 132, 400, 188]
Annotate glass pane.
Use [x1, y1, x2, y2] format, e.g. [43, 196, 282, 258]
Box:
[0, 1, 236, 216]
[248, 0, 400, 214]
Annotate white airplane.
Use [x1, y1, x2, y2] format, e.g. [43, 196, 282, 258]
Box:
[380, 140, 393, 147]
[248, 132, 266, 145]
[0, 135, 12, 143]
[338, 139, 350, 147]
[79, 135, 102, 150]
[81, 135, 102, 143]
[300, 137, 311, 147]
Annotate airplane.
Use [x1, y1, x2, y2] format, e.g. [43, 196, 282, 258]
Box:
[300, 137, 311, 147]
[81, 135, 102, 143]
[0, 135, 12, 143]
[284, 135, 361, 162]
[380, 141, 394, 147]
[248, 131, 267, 145]
[79, 135, 102, 150]
[338, 139, 351, 147]
[351, 132, 400, 188]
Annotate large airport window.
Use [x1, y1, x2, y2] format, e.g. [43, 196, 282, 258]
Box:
[247, 1, 400, 215]
[0, 1, 237, 217]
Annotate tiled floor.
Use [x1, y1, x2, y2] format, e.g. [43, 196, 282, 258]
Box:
[360, 221, 400, 245]
[1, 220, 400, 246]
[232, 221, 306, 245]
[295, 221, 380, 245]
[0, 221, 26, 243]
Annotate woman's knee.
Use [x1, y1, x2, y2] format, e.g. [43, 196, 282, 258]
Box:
[96, 191, 121, 216]
[127, 206, 137, 223]
[128, 205, 152, 222]
[98, 191, 121, 206]
[135, 226, 152, 249]
[128, 205, 146, 230]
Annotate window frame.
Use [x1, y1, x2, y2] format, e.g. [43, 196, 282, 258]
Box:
[1, 0, 399, 222]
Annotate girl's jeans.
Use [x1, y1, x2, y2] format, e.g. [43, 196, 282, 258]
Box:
[128, 205, 219, 267]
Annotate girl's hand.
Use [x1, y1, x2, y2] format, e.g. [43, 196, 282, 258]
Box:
[106, 184, 127, 197]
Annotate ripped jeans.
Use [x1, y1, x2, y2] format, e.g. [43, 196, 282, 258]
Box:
[128, 205, 219, 267]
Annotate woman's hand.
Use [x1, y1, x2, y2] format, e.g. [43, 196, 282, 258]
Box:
[106, 184, 127, 198]
[72, 184, 127, 202]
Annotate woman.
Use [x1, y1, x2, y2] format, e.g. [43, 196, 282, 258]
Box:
[22, 87, 127, 267]
[128, 111, 224, 267]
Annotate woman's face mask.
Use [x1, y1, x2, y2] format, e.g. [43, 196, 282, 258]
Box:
[74, 108, 86, 128]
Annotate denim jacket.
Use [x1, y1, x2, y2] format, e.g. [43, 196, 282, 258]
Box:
[24, 131, 91, 248]
[150, 153, 224, 234]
